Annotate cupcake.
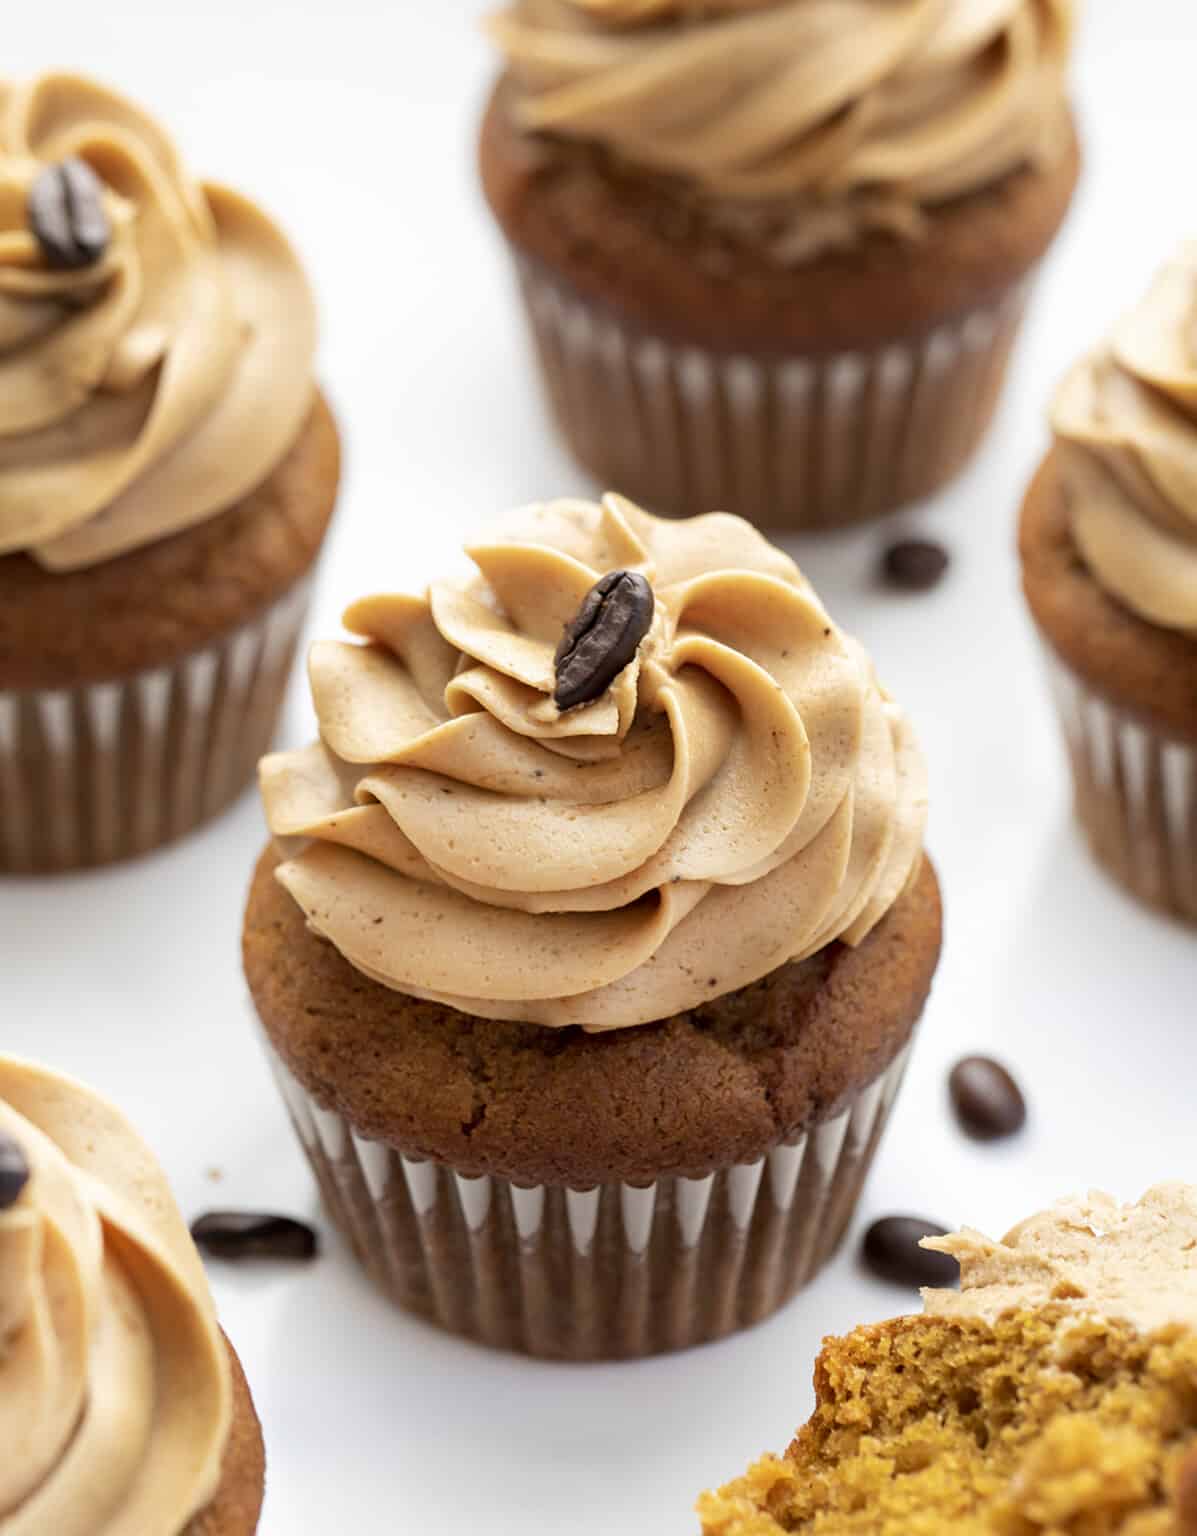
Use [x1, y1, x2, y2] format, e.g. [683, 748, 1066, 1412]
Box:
[1021, 246, 1197, 925]
[699, 1183, 1197, 1534]
[479, 0, 1079, 532]
[245, 493, 940, 1359]
[0, 74, 340, 873]
[0, 1053, 265, 1533]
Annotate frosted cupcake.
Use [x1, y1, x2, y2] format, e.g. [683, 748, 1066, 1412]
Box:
[0, 1054, 264, 1533]
[0, 74, 339, 872]
[1021, 246, 1197, 924]
[245, 494, 940, 1359]
[480, 0, 1079, 530]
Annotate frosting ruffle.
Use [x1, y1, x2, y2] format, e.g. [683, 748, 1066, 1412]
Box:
[0, 73, 316, 572]
[261, 495, 926, 1031]
[1053, 243, 1197, 635]
[487, 0, 1075, 262]
[923, 1184, 1197, 1336]
[0, 1055, 231, 1536]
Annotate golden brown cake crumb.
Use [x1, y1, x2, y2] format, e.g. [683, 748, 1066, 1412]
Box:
[698, 1311, 1197, 1535]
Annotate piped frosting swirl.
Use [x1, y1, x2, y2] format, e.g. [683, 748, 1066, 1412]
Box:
[0, 1055, 231, 1535]
[261, 496, 926, 1031]
[487, 0, 1075, 262]
[0, 72, 316, 572]
[1053, 244, 1197, 635]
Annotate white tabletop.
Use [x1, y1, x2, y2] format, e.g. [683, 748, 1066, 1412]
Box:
[3, 3, 1194, 1531]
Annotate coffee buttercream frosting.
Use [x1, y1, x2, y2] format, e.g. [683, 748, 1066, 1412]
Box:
[0, 1055, 232, 1535]
[261, 495, 927, 1031]
[0, 72, 316, 572]
[923, 1183, 1197, 1335]
[488, 0, 1075, 261]
[1053, 244, 1197, 635]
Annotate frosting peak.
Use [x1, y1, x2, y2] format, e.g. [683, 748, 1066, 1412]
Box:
[488, 0, 1075, 262]
[0, 1055, 231, 1535]
[923, 1184, 1197, 1336]
[261, 495, 926, 1030]
[1053, 243, 1197, 635]
[0, 72, 317, 572]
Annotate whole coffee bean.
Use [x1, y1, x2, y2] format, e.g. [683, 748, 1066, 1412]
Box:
[0, 1133, 30, 1210]
[191, 1211, 319, 1262]
[1177, 1445, 1197, 1535]
[28, 157, 111, 270]
[949, 1057, 1027, 1141]
[554, 569, 654, 711]
[881, 538, 949, 592]
[862, 1215, 959, 1289]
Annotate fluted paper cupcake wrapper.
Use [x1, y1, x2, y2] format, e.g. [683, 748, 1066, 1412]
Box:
[1043, 646, 1197, 925]
[0, 578, 312, 874]
[517, 257, 1031, 531]
[267, 1039, 912, 1360]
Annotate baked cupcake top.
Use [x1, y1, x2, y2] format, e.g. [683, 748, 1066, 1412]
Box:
[1053, 245, 1197, 636]
[261, 494, 926, 1030]
[924, 1183, 1197, 1332]
[0, 1055, 231, 1533]
[0, 73, 316, 572]
[486, 0, 1076, 262]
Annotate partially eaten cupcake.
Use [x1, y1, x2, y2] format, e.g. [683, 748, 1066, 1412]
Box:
[699, 1185, 1197, 1535]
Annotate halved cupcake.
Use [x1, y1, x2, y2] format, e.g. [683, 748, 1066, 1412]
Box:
[700, 1184, 1197, 1534]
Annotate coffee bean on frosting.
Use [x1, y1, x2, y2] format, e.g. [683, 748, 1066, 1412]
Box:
[28, 157, 112, 270]
[0, 1133, 31, 1210]
[949, 1056, 1028, 1141]
[554, 569, 655, 711]
[881, 538, 949, 592]
[191, 1211, 319, 1262]
[862, 1215, 958, 1289]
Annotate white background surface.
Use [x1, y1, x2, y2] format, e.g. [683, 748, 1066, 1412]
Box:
[2, 3, 1194, 1532]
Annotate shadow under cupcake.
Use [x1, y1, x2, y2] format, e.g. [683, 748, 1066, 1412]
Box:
[244, 493, 941, 1360]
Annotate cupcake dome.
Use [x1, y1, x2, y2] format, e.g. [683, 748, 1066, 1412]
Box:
[260, 494, 926, 1028]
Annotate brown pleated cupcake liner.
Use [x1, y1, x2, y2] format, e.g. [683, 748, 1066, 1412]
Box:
[515, 256, 1031, 531]
[0, 578, 312, 874]
[266, 1038, 912, 1360]
[1042, 646, 1197, 924]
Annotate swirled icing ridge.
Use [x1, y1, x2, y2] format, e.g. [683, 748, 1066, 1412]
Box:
[1052, 243, 1197, 635]
[0, 1055, 231, 1535]
[261, 495, 927, 1031]
[0, 72, 316, 572]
